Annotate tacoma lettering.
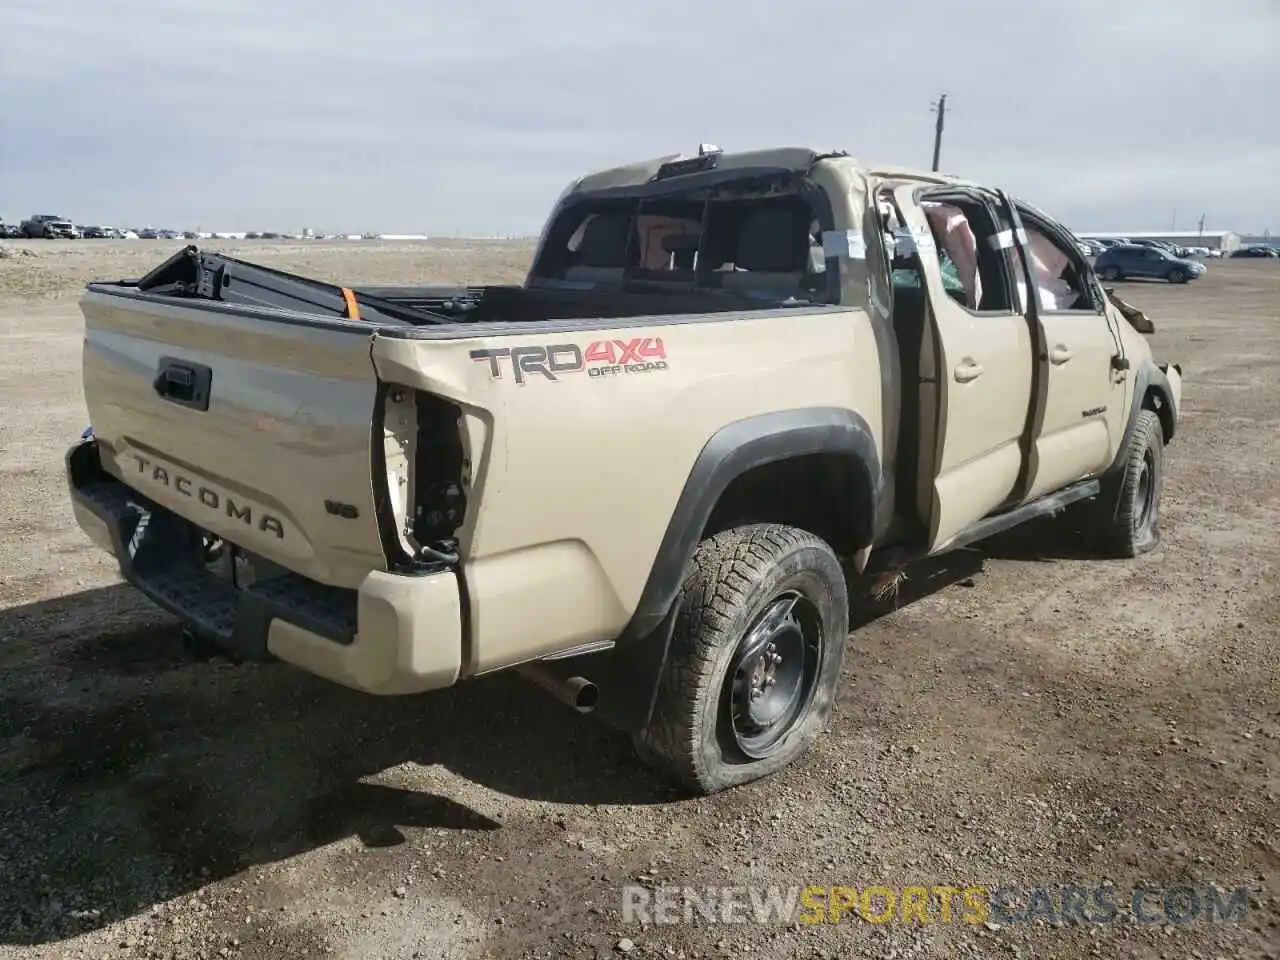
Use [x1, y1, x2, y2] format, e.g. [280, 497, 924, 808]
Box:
[131, 454, 285, 539]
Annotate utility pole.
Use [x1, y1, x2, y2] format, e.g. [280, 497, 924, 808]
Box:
[930, 94, 947, 172]
[1197, 213, 1205, 239]
[1171, 207, 1177, 231]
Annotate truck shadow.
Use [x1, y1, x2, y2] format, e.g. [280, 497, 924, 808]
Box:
[1, 512, 1101, 945]
[0, 584, 680, 945]
[848, 549, 984, 627]
[848, 516, 1102, 625]
[978, 514, 1102, 562]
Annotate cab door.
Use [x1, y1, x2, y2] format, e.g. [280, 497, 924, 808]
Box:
[891, 186, 1034, 551]
[996, 194, 1131, 501]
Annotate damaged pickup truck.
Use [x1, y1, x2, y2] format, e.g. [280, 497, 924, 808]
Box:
[67, 145, 1183, 795]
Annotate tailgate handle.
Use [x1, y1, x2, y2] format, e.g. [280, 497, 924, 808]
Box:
[153, 357, 212, 411]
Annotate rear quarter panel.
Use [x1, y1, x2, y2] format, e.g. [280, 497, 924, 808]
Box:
[373, 308, 884, 675]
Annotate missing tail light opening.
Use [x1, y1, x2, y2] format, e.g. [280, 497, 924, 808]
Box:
[379, 387, 467, 566]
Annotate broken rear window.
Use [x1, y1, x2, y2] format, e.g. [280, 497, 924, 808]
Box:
[531, 176, 838, 305]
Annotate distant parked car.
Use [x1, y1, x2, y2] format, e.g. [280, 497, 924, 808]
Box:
[155, 229, 182, 240]
[1137, 239, 1195, 258]
[20, 214, 79, 238]
[1230, 246, 1279, 259]
[1094, 244, 1207, 283]
[136, 228, 159, 239]
[0, 221, 22, 238]
[81, 225, 111, 239]
[1130, 239, 1179, 256]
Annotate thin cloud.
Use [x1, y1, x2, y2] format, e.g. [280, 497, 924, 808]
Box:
[1, 0, 1275, 233]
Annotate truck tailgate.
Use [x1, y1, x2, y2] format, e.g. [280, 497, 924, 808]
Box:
[80, 289, 387, 589]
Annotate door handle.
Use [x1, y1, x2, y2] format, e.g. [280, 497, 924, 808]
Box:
[1049, 345, 1073, 365]
[953, 358, 984, 383]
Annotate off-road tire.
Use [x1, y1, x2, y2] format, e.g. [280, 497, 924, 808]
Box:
[633, 524, 848, 795]
[1091, 409, 1164, 557]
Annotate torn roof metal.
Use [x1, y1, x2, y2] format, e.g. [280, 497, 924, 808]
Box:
[567, 147, 976, 198]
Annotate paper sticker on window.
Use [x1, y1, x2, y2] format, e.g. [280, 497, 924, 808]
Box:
[988, 229, 1015, 251]
[823, 230, 866, 260]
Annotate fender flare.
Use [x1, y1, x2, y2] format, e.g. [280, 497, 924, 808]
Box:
[1106, 361, 1176, 477]
[555, 407, 887, 735]
[627, 406, 887, 641]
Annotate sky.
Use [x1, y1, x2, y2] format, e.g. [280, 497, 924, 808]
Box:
[2, 0, 1277, 236]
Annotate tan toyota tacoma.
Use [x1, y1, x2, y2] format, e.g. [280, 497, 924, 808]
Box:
[66, 145, 1183, 795]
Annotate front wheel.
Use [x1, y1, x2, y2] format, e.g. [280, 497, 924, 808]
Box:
[1090, 410, 1164, 557]
[1167, 267, 1187, 284]
[633, 524, 848, 795]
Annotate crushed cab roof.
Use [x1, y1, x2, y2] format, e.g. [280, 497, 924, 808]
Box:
[569, 147, 830, 195]
[566, 147, 975, 200]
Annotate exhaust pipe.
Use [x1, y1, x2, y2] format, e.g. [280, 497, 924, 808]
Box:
[516, 663, 599, 714]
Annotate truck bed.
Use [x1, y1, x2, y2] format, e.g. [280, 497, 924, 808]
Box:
[101, 245, 815, 333]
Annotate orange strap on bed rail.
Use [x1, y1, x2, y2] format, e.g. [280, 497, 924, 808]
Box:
[341, 287, 361, 321]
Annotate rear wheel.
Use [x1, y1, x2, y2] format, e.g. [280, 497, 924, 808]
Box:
[1101, 265, 1122, 281]
[633, 524, 848, 795]
[1090, 410, 1164, 557]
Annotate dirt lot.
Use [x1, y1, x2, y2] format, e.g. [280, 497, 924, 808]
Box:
[0, 240, 1276, 960]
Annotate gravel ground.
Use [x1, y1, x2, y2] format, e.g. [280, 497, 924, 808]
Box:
[0, 240, 1277, 960]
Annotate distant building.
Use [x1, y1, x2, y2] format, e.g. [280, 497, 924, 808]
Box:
[1240, 234, 1279, 249]
[1076, 230, 1242, 253]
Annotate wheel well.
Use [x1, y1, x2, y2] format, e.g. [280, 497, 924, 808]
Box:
[701, 453, 871, 558]
[1142, 387, 1175, 444]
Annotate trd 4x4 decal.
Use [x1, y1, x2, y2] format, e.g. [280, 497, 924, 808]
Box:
[471, 337, 668, 384]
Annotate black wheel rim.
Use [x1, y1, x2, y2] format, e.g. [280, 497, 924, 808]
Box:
[1134, 450, 1155, 530]
[725, 591, 823, 760]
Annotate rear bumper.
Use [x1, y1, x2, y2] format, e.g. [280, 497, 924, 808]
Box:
[66, 439, 461, 695]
